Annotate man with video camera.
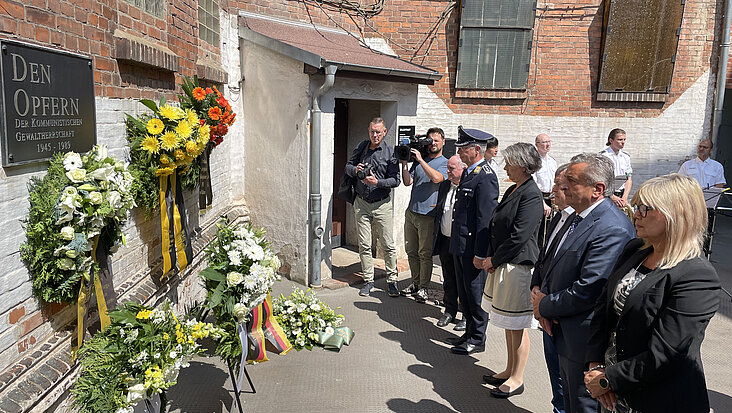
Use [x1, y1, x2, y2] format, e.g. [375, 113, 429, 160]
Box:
[399, 127, 448, 302]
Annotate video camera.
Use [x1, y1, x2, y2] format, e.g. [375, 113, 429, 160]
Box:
[395, 134, 432, 162]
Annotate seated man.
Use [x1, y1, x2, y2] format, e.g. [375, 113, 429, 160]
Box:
[678, 139, 726, 188]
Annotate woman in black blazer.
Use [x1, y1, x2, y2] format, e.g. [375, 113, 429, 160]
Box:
[481, 142, 544, 398]
[584, 174, 720, 413]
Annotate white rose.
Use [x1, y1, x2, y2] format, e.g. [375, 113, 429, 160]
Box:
[126, 383, 146, 404]
[62, 186, 78, 197]
[108, 191, 122, 209]
[233, 303, 247, 322]
[325, 326, 335, 335]
[90, 166, 114, 181]
[66, 168, 87, 183]
[63, 152, 82, 171]
[88, 191, 103, 204]
[227, 271, 244, 287]
[60, 226, 75, 240]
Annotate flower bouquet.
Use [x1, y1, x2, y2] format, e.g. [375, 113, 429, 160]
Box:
[21, 145, 135, 304]
[179, 76, 236, 148]
[201, 220, 288, 366]
[125, 98, 210, 212]
[273, 288, 352, 351]
[71, 301, 222, 413]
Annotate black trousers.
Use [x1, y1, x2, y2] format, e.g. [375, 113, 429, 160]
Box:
[437, 233, 459, 318]
[454, 254, 488, 346]
[558, 354, 600, 413]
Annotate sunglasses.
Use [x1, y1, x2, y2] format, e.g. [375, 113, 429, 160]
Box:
[632, 204, 654, 218]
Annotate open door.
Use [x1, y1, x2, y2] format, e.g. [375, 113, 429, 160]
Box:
[332, 98, 349, 247]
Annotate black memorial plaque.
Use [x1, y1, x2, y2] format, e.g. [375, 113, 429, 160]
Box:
[1, 40, 96, 166]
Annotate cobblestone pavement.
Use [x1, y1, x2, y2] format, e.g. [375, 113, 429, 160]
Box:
[167, 214, 732, 413]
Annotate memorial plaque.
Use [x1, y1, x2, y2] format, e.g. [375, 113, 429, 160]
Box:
[1, 40, 96, 166]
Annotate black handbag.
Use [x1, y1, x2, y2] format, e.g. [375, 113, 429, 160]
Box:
[337, 141, 368, 204]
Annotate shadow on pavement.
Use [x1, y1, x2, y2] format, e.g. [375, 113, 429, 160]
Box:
[709, 389, 732, 413]
[166, 360, 233, 413]
[355, 291, 532, 413]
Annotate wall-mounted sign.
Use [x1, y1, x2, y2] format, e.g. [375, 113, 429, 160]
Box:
[1, 39, 96, 166]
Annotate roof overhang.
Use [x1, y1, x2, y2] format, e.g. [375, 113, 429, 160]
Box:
[238, 12, 442, 85]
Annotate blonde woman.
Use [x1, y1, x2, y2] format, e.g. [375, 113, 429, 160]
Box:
[584, 174, 720, 413]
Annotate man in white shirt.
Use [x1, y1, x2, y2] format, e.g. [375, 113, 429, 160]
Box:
[483, 135, 500, 173]
[534, 133, 558, 248]
[600, 128, 632, 208]
[678, 139, 726, 188]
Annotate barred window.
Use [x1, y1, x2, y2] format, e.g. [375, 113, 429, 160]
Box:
[199, 0, 220, 47]
[455, 0, 536, 90]
[122, 0, 163, 18]
[597, 0, 685, 102]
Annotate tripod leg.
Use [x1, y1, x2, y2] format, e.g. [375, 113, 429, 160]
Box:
[227, 360, 245, 413]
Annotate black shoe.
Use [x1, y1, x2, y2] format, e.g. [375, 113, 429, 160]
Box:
[446, 335, 467, 346]
[359, 282, 374, 296]
[451, 343, 485, 355]
[414, 288, 428, 303]
[388, 282, 399, 297]
[453, 319, 466, 331]
[490, 384, 525, 398]
[437, 314, 454, 327]
[482, 375, 508, 386]
[400, 283, 418, 296]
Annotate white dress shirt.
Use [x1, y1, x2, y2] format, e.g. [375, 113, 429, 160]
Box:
[545, 206, 575, 249]
[533, 154, 557, 193]
[601, 147, 632, 191]
[441, 183, 458, 237]
[678, 157, 726, 188]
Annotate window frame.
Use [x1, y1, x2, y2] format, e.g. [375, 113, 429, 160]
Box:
[199, 0, 221, 47]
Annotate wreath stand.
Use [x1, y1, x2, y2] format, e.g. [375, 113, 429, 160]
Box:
[227, 358, 255, 413]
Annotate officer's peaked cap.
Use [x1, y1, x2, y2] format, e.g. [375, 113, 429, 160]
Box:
[455, 126, 497, 147]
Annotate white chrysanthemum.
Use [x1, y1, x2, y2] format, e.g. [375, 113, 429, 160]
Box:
[63, 152, 83, 171]
[325, 326, 335, 335]
[310, 303, 321, 312]
[228, 250, 242, 266]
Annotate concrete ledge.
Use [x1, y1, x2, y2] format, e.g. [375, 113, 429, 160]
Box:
[113, 29, 180, 72]
[196, 57, 228, 84]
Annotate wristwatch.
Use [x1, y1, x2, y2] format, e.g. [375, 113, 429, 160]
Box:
[599, 377, 609, 389]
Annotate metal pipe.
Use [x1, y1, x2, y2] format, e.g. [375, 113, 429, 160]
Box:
[308, 65, 337, 287]
[712, 0, 732, 152]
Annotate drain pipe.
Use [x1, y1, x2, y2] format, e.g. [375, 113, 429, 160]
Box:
[309, 64, 337, 287]
[712, 0, 732, 151]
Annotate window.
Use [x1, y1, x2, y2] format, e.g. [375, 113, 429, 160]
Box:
[199, 0, 220, 46]
[597, 0, 685, 102]
[123, 0, 163, 18]
[455, 0, 536, 90]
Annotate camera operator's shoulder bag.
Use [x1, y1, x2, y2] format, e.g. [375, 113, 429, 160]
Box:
[338, 140, 369, 204]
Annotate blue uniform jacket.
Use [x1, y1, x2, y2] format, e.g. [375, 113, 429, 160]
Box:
[449, 160, 499, 258]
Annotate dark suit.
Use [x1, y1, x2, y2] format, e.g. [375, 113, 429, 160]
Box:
[449, 160, 499, 345]
[432, 180, 459, 318]
[585, 239, 720, 413]
[531, 209, 575, 413]
[538, 198, 635, 413]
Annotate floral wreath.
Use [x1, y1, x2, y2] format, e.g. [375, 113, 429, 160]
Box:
[21, 145, 135, 304]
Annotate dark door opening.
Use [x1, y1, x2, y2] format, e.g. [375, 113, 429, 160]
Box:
[332, 98, 349, 247]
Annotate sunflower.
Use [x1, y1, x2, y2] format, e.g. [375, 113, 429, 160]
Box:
[192, 87, 207, 101]
[160, 131, 179, 151]
[146, 118, 164, 135]
[208, 107, 222, 121]
[175, 120, 193, 139]
[185, 140, 198, 155]
[159, 105, 184, 121]
[140, 135, 160, 154]
[185, 109, 199, 125]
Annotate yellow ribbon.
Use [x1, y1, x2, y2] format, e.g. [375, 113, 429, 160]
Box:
[170, 173, 189, 271]
[72, 238, 111, 358]
[159, 175, 173, 274]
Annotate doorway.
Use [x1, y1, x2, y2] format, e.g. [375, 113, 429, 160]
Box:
[332, 98, 349, 247]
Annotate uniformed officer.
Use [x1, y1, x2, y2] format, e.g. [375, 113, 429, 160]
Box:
[448, 126, 500, 355]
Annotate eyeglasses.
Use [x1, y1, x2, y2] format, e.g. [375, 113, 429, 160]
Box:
[632, 204, 654, 218]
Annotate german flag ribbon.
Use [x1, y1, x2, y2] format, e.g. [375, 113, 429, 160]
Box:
[158, 172, 193, 275]
[244, 293, 292, 363]
[316, 326, 355, 351]
[72, 238, 112, 358]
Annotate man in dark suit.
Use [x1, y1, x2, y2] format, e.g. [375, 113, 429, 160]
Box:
[432, 155, 466, 330]
[532, 153, 635, 413]
[448, 127, 499, 355]
[531, 163, 573, 413]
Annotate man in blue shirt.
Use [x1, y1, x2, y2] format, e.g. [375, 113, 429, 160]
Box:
[399, 127, 448, 303]
[344, 117, 401, 297]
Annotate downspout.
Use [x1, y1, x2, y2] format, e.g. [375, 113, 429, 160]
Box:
[309, 65, 337, 287]
[711, 0, 732, 152]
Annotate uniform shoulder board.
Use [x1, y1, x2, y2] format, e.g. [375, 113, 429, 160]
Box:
[481, 165, 494, 174]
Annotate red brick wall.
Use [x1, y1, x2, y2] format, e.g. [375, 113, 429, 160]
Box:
[232, 0, 720, 118]
[1, 0, 223, 100]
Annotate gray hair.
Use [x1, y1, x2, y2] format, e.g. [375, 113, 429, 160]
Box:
[503, 142, 543, 175]
[555, 163, 569, 177]
[569, 153, 614, 196]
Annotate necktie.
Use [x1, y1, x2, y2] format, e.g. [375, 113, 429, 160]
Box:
[567, 215, 583, 236]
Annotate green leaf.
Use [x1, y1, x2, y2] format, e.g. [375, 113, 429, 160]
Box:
[139, 99, 158, 113]
[210, 281, 225, 306]
[199, 267, 225, 282]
